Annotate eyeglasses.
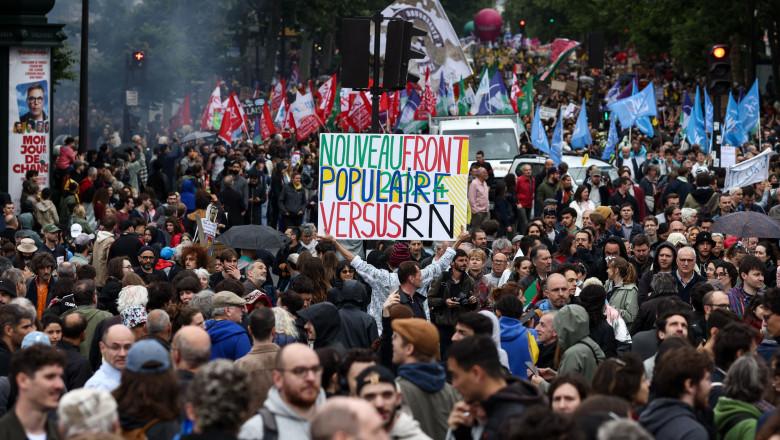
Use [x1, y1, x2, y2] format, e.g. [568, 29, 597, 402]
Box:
[715, 272, 727, 278]
[139, 255, 155, 260]
[26, 97, 44, 103]
[707, 303, 731, 310]
[493, 259, 508, 264]
[277, 365, 323, 377]
[678, 258, 695, 264]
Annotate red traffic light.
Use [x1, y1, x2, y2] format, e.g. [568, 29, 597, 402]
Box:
[712, 46, 726, 58]
[133, 51, 145, 61]
[520, 20, 526, 26]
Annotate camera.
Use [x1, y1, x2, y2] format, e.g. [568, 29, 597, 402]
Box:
[451, 293, 470, 307]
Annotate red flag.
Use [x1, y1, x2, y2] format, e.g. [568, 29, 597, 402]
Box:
[271, 79, 286, 113]
[282, 102, 295, 134]
[224, 93, 245, 133]
[388, 90, 401, 129]
[510, 73, 522, 114]
[230, 92, 249, 131]
[169, 93, 191, 133]
[252, 84, 259, 99]
[291, 92, 321, 141]
[316, 74, 337, 120]
[347, 92, 371, 132]
[217, 102, 234, 143]
[260, 103, 275, 139]
[201, 85, 221, 130]
[340, 89, 352, 132]
[415, 68, 435, 120]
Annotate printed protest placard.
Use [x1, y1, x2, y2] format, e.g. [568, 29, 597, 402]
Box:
[7, 47, 50, 213]
[318, 133, 469, 240]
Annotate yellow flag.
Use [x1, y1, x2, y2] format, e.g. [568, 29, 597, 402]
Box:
[581, 154, 589, 165]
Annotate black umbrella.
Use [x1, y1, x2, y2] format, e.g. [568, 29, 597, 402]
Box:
[180, 131, 216, 143]
[216, 225, 290, 253]
[712, 211, 780, 239]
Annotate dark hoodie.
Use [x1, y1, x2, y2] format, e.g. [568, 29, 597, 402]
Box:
[685, 187, 717, 212]
[639, 397, 709, 440]
[397, 361, 460, 440]
[297, 302, 347, 354]
[637, 241, 678, 305]
[332, 280, 378, 350]
[479, 378, 548, 440]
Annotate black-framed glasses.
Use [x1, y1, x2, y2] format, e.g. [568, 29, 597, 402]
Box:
[277, 365, 323, 377]
[26, 97, 44, 103]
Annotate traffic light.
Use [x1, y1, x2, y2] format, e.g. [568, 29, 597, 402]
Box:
[130, 51, 146, 69]
[398, 21, 426, 87]
[341, 19, 370, 88]
[706, 44, 731, 95]
[519, 20, 526, 34]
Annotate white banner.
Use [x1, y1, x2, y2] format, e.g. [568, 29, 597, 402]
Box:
[8, 47, 50, 212]
[539, 106, 557, 120]
[373, 0, 472, 88]
[723, 148, 771, 191]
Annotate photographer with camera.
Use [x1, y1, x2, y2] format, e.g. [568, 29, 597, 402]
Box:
[427, 249, 478, 361]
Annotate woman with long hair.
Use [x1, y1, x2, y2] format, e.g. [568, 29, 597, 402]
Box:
[716, 260, 738, 292]
[549, 372, 590, 417]
[578, 284, 618, 358]
[755, 241, 778, 288]
[590, 353, 650, 412]
[605, 257, 639, 327]
[113, 340, 180, 438]
[165, 216, 183, 247]
[553, 236, 576, 263]
[555, 174, 575, 210]
[92, 187, 110, 222]
[301, 258, 331, 304]
[570, 185, 595, 229]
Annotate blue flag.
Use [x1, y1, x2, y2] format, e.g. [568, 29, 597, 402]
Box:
[478, 71, 514, 115]
[550, 107, 563, 166]
[681, 90, 693, 130]
[394, 89, 427, 133]
[632, 79, 654, 137]
[602, 113, 618, 161]
[602, 81, 621, 110]
[704, 91, 713, 153]
[531, 104, 550, 154]
[686, 86, 707, 147]
[571, 99, 591, 150]
[608, 81, 657, 128]
[739, 79, 759, 139]
[253, 115, 260, 139]
[723, 93, 744, 147]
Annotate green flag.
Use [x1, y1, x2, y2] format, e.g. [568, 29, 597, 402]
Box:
[519, 76, 534, 116]
[325, 88, 341, 132]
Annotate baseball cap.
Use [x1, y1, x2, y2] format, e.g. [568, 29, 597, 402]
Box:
[243, 290, 273, 308]
[22, 331, 51, 349]
[125, 340, 171, 374]
[121, 305, 148, 328]
[213, 291, 247, 309]
[74, 233, 95, 246]
[70, 224, 83, 238]
[42, 224, 61, 234]
[355, 365, 396, 396]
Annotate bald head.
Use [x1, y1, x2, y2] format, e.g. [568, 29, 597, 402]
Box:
[100, 324, 135, 370]
[310, 397, 388, 440]
[147, 309, 171, 338]
[545, 273, 570, 310]
[669, 221, 685, 234]
[172, 326, 211, 370]
[103, 323, 133, 344]
[275, 342, 318, 371]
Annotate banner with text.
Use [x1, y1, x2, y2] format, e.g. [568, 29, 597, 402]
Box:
[318, 133, 469, 240]
[723, 148, 771, 191]
[8, 47, 50, 213]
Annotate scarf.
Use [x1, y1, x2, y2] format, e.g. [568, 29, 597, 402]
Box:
[293, 182, 303, 190]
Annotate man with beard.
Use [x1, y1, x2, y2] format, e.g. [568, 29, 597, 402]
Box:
[630, 234, 652, 274]
[239, 343, 327, 439]
[534, 273, 570, 312]
[427, 249, 477, 358]
[356, 365, 430, 439]
[25, 252, 56, 318]
[639, 346, 713, 440]
[134, 246, 167, 283]
[712, 193, 733, 221]
[694, 232, 717, 274]
[244, 259, 276, 305]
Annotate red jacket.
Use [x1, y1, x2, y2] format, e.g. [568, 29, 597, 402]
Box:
[515, 175, 535, 208]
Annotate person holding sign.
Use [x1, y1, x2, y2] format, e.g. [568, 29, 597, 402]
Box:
[319, 232, 470, 332]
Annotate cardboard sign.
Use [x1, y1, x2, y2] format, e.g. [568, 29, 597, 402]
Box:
[565, 80, 578, 95]
[539, 106, 558, 121]
[318, 133, 470, 240]
[551, 80, 566, 92]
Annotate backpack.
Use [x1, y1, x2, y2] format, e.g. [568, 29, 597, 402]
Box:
[258, 407, 278, 440]
[119, 418, 160, 440]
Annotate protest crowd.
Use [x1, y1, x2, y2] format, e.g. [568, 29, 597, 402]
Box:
[4, 15, 780, 440]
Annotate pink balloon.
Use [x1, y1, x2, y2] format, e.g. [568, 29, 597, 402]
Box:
[474, 9, 503, 41]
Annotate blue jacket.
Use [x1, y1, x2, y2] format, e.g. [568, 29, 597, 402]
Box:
[205, 319, 251, 361]
[499, 316, 537, 377]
